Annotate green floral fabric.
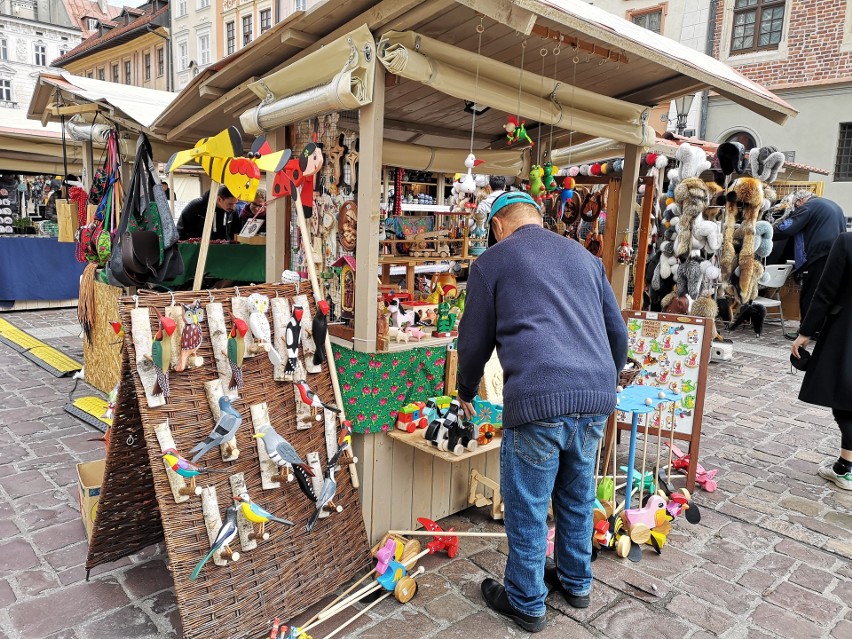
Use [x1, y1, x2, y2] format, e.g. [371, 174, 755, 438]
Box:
[332, 344, 448, 434]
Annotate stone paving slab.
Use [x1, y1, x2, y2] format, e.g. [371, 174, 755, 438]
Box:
[0, 310, 848, 638]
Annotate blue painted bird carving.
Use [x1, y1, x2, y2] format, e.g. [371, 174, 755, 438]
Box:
[190, 504, 239, 581]
[190, 396, 242, 462]
[233, 491, 293, 539]
[162, 447, 229, 493]
[306, 463, 341, 532]
[227, 312, 248, 391]
[253, 423, 316, 502]
[176, 300, 205, 372]
[150, 308, 177, 400]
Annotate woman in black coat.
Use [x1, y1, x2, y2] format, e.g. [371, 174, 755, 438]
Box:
[792, 233, 852, 490]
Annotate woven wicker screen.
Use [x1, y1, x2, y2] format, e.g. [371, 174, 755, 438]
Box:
[86, 283, 371, 639]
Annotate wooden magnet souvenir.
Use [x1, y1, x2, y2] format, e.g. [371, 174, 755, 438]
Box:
[251, 402, 283, 488]
[155, 422, 200, 502]
[271, 295, 292, 382]
[147, 308, 177, 402]
[293, 293, 321, 375]
[198, 380, 241, 462]
[192, 486, 239, 579]
[231, 292, 258, 358]
[175, 299, 205, 372]
[206, 301, 240, 399]
[306, 452, 328, 521]
[283, 303, 303, 381]
[247, 292, 282, 366]
[229, 472, 259, 550]
[130, 305, 165, 409]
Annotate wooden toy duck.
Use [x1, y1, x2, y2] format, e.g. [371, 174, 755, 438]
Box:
[624, 495, 669, 530]
[458, 153, 484, 194]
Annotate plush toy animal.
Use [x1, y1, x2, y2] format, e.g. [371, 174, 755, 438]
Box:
[529, 165, 545, 199]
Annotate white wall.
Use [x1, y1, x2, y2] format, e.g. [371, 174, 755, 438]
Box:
[705, 84, 852, 215]
[171, 0, 217, 91]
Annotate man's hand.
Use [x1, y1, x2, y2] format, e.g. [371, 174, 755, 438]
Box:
[791, 334, 811, 359]
[459, 399, 477, 420]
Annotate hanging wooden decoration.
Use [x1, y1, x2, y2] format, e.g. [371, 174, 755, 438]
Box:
[271, 296, 292, 382]
[206, 300, 240, 399]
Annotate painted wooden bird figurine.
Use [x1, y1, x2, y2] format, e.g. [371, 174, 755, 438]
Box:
[190, 504, 239, 581]
[176, 299, 204, 372]
[283, 304, 303, 378]
[305, 463, 340, 532]
[189, 396, 242, 462]
[233, 492, 294, 539]
[109, 321, 124, 338]
[247, 292, 282, 366]
[296, 380, 341, 414]
[253, 423, 316, 502]
[227, 312, 248, 391]
[151, 308, 177, 400]
[162, 447, 228, 492]
[311, 300, 329, 366]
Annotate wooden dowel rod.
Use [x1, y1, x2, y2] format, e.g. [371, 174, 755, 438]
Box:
[387, 530, 507, 538]
[193, 182, 219, 291]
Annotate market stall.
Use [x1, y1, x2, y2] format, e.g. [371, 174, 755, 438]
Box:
[0, 237, 87, 309]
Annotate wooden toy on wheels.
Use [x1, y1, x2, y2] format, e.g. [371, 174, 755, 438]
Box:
[666, 442, 718, 491]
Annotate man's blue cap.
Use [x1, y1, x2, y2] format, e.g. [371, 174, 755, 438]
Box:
[487, 191, 539, 246]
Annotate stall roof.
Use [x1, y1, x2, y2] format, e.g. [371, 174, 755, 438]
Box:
[0, 108, 83, 174]
[28, 71, 177, 130]
[151, 0, 795, 149]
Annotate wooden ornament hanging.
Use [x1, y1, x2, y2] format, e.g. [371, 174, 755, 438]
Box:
[338, 201, 357, 251]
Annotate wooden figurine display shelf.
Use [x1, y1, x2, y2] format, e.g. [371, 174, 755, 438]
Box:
[387, 429, 502, 463]
[85, 283, 371, 639]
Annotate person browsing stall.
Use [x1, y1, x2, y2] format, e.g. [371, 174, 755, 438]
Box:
[177, 185, 240, 241]
[237, 188, 267, 221]
[456, 191, 627, 633]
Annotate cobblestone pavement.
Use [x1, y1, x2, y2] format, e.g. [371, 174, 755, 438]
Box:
[0, 309, 849, 639]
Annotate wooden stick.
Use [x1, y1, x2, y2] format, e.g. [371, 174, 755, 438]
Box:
[303, 567, 375, 628]
[193, 182, 219, 291]
[667, 402, 677, 484]
[293, 187, 359, 488]
[639, 412, 651, 506]
[655, 404, 663, 489]
[387, 530, 507, 538]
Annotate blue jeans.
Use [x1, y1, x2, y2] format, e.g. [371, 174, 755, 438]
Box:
[501, 414, 607, 616]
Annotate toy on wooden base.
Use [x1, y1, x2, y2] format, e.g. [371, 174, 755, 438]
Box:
[175, 300, 205, 372]
[190, 395, 242, 462]
[433, 298, 457, 337]
[253, 423, 316, 502]
[666, 442, 718, 491]
[395, 401, 429, 433]
[234, 492, 294, 541]
[295, 379, 341, 421]
[423, 399, 477, 455]
[283, 304, 303, 380]
[248, 292, 282, 367]
[226, 312, 248, 391]
[468, 469, 503, 520]
[147, 308, 177, 400]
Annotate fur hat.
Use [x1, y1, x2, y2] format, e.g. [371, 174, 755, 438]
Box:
[677, 143, 712, 181]
[677, 256, 705, 299]
[716, 142, 746, 176]
[673, 177, 710, 257]
[754, 220, 774, 258]
[693, 217, 722, 253]
[691, 295, 722, 340]
[664, 293, 691, 315]
[749, 146, 786, 183]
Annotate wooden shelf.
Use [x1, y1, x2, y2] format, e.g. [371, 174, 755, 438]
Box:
[387, 429, 502, 463]
[379, 256, 475, 265]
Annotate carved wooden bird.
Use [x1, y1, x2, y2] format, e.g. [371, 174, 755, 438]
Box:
[227, 312, 248, 390]
[284, 304, 303, 376]
[151, 308, 177, 399]
[176, 299, 204, 372]
[311, 300, 330, 366]
[190, 504, 239, 581]
[248, 292, 282, 366]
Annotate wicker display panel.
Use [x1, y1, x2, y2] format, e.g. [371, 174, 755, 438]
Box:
[83, 281, 123, 394]
[85, 348, 163, 571]
[88, 284, 371, 639]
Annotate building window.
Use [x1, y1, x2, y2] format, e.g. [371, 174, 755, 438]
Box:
[87, 70, 94, 78]
[835, 123, 852, 182]
[144, 53, 151, 80]
[157, 47, 165, 76]
[260, 9, 272, 33]
[59, 47, 68, 57]
[112, 63, 119, 83]
[0, 79, 13, 103]
[177, 0, 187, 17]
[295, 0, 307, 11]
[731, 0, 785, 53]
[98, 67, 105, 81]
[87, 18, 98, 31]
[34, 43, 46, 66]
[226, 21, 236, 55]
[724, 130, 758, 151]
[630, 7, 663, 34]
[178, 41, 188, 70]
[0, 38, 7, 61]
[198, 33, 210, 65]
[124, 60, 131, 83]
[242, 15, 253, 46]
[198, 0, 209, 8]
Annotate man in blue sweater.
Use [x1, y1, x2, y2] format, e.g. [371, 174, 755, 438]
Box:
[457, 191, 627, 632]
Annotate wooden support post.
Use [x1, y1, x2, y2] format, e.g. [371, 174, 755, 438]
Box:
[632, 177, 655, 310]
[353, 62, 385, 353]
[265, 127, 289, 282]
[611, 145, 642, 306]
[193, 183, 220, 291]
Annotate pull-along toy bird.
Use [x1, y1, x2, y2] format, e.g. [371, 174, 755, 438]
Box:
[190, 504, 239, 581]
[149, 308, 177, 400]
[283, 305, 304, 379]
[311, 300, 330, 366]
[226, 312, 248, 391]
[247, 292, 282, 367]
[253, 423, 317, 502]
[189, 396, 242, 462]
[162, 447, 229, 493]
[457, 153, 485, 195]
[233, 492, 294, 540]
[305, 461, 343, 532]
[296, 380, 341, 416]
[176, 299, 204, 372]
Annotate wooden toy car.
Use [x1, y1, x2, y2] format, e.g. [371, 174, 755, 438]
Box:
[395, 401, 429, 433]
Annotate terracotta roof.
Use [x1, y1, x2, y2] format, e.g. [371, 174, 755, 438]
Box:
[62, 0, 122, 37]
[52, 4, 168, 67]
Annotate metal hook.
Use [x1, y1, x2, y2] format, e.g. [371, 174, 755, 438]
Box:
[476, 16, 484, 34]
[234, 286, 241, 297]
[540, 47, 548, 57]
[133, 295, 139, 308]
[208, 289, 215, 303]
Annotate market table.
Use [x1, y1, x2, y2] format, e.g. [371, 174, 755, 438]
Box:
[163, 242, 266, 286]
[0, 236, 86, 306]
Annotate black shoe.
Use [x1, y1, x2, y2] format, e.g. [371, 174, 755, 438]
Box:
[544, 561, 591, 609]
[481, 578, 546, 633]
[784, 331, 799, 341]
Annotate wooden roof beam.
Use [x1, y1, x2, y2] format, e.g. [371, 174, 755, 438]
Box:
[384, 117, 493, 142]
[166, 77, 259, 142]
[530, 24, 629, 64]
[280, 28, 318, 48]
[617, 75, 704, 106]
[453, 0, 537, 35]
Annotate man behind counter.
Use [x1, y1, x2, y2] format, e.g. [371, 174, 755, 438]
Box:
[177, 185, 240, 241]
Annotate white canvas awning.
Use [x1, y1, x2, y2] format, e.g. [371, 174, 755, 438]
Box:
[0, 107, 83, 174]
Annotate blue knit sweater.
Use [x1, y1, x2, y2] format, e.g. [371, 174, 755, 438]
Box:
[457, 225, 628, 428]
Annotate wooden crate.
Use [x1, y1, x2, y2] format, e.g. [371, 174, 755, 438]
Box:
[779, 281, 801, 321]
[83, 281, 122, 393]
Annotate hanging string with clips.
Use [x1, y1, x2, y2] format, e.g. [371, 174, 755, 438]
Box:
[468, 17, 485, 156]
[515, 38, 526, 130]
[548, 42, 560, 159]
[536, 46, 547, 164]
